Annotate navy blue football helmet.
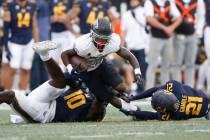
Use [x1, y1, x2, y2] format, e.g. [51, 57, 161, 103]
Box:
[90, 18, 112, 51]
[151, 90, 179, 113]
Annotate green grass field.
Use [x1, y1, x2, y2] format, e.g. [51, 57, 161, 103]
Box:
[0, 101, 210, 140]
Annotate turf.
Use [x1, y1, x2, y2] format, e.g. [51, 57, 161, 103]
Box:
[0, 102, 210, 140]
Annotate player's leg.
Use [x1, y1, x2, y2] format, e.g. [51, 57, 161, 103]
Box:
[184, 34, 198, 87]
[19, 40, 35, 90]
[160, 39, 171, 84]
[1, 47, 10, 89]
[86, 61, 138, 112]
[2, 41, 67, 123]
[7, 42, 23, 89]
[146, 37, 164, 89]
[172, 35, 185, 82]
[197, 60, 208, 90]
[29, 41, 66, 102]
[204, 27, 210, 94]
[0, 90, 52, 123]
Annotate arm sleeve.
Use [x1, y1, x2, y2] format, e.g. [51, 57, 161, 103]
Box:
[132, 111, 159, 120]
[130, 87, 159, 101]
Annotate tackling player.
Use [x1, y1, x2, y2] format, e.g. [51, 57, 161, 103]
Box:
[122, 80, 210, 121]
[61, 18, 144, 113]
[3, 0, 39, 91]
[0, 41, 106, 123]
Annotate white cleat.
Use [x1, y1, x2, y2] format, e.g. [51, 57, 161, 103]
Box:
[32, 40, 59, 54]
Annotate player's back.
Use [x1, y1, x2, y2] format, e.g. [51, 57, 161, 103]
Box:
[7, 1, 36, 44]
[52, 87, 94, 122]
[159, 80, 209, 120]
[79, 0, 111, 34]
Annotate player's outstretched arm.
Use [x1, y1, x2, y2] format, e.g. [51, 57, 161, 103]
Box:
[121, 109, 159, 121]
[129, 87, 159, 101]
[116, 47, 144, 86]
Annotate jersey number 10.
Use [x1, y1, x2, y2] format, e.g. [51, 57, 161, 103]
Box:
[64, 90, 87, 109]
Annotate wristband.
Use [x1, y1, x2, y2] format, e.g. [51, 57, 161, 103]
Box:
[67, 64, 73, 73]
[134, 68, 141, 75]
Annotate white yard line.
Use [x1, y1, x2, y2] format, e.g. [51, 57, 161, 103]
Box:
[68, 132, 165, 139]
[0, 137, 26, 140]
[40, 132, 165, 139]
[185, 129, 210, 133]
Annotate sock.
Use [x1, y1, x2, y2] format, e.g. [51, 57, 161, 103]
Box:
[120, 98, 138, 111]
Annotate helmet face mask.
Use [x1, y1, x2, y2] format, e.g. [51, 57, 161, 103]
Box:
[91, 18, 112, 51]
[91, 30, 111, 50]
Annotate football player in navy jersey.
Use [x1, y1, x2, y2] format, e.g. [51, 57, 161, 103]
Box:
[3, 0, 39, 91]
[121, 80, 210, 121]
[49, 0, 75, 66]
[0, 41, 106, 123]
[66, 0, 118, 34]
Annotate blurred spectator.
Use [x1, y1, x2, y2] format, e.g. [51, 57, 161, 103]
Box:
[29, 0, 50, 91]
[203, 0, 210, 94]
[121, 0, 149, 93]
[66, 0, 118, 34]
[172, 0, 205, 87]
[144, 0, 182, 89]
[3, 0, 39, 91]
[0, 0, 11, 91]
[0, 0, 4, 91]
[49, 0, 75, 69]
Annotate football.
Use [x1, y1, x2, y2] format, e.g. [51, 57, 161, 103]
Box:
[69, 55, 88, 71]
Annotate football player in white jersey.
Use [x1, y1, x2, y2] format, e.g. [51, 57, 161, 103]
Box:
[61, 18, 144, 112]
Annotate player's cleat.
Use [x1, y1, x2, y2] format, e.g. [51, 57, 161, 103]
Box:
[32, 40, 59, 55]
[32, 40, 59, 61]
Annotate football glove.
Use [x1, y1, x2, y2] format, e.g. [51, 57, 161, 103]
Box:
[134, 68, 144, 86]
